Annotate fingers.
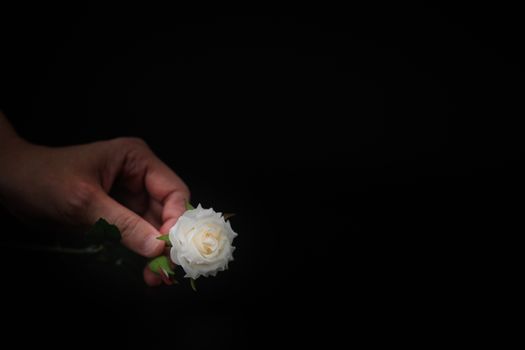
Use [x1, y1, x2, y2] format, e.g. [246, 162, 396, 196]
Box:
[160, 217, 179, 237]
[142, 198, 163, 230]
[94, 138, 190, 256]
[159, 191, 187, 234]
[88, 191, 164, 257]
[144, 266, 162, 286]
[143, 156, 190, 233]
[144, 156, 190, 204]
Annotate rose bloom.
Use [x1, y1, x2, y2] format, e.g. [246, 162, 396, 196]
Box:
[169, 204, 237, 279]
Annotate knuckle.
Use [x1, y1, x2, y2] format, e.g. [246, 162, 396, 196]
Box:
[115, 213, 141, 240]
[62, 181, 99, 222]
[180, 185, 191, 201]
[114, 137, 149, 150]
[112, 138, 152, 167]
[169, 183, 190, 201]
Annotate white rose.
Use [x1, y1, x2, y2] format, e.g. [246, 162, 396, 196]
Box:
[169, 204, 237, 279]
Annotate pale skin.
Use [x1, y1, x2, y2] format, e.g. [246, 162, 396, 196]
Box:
[0, 111, 189, 286]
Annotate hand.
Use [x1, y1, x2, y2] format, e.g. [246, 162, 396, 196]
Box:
[0, 134, 189, 286]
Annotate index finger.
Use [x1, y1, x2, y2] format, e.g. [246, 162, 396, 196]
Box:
[143, 155, 190, 234]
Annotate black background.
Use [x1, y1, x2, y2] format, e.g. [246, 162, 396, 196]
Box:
[0, 6, 522, 347]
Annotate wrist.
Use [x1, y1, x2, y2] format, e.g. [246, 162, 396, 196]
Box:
[0, 133, 39, 208]
[0, 111, 32, 159]
[0, 111, 22, 147]
[0, 135, 35, 183]
[0, 132, 31, 159]
[0, 132, 25, 149]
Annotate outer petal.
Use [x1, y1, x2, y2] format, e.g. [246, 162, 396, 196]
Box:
[167, 204, 238, 279]
[170, 246, 181, 265]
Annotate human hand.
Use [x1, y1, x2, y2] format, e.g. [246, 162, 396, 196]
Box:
[0, 135, 189, 286]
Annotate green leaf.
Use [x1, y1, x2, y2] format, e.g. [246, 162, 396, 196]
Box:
[86, 218, 121, 244]
[190, 278, 197, 292]
[185, 201, 195, 210]
[148, 256, 175, 275]
[156, 234, 171, 245]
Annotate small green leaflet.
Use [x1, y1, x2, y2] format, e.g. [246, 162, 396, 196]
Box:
[190, 278, 197, 292]
[148, 255, 175, 275]
[185, 201, 195, 210]
[156, 234, 171, 246]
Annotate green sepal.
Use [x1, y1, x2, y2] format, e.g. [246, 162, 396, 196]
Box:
[190, 278, 197, 292]
[156, 234, 171, 246]
[148, 255, 175, 275]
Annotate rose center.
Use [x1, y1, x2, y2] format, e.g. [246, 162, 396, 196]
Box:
[194, 230, 220, 256]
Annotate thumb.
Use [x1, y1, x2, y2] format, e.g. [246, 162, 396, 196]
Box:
[88, 191, 164, 257]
